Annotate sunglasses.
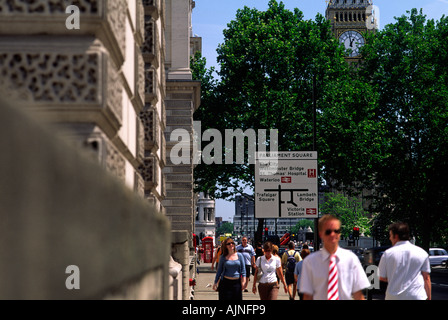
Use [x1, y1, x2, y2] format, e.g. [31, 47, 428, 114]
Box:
[226, 242, 235, 246]
[324, 229, 341, 236]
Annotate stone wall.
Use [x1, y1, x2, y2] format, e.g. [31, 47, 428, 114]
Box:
[0, 0, 201, 300]
[0, 97, 171, 299]
[163, 0, 201, 300]
[163, 80, 200, 300]
[140, 0, 167, 210]
[0, 0, 146, 196]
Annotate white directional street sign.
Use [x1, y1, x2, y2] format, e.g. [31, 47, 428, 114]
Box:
[255, 151, 318, 218]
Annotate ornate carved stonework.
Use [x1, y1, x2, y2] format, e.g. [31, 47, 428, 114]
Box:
[0, 47, 122, 126]
[139, 155, 159, 190]
[142, 16, 160, 68]
[0, 52, 99, 103]
[0, 0, 127, 67]
[139, 105, 160, 151]
[0, 0, 99, 14]
[135, 49, 145, 108]
[105, 0, 127, 60]
[105, 140, 126, 182]
[143, 17, 155, 57]
[144, 64, 158, 104]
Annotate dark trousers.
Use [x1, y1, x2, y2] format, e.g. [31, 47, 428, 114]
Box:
[258, 282, 279, 300]
[218, 278, 242, 300]
[245, 265, 251, 280]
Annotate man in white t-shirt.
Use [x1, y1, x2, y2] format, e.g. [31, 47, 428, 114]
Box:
[299, 215, 370, 300]
[378, 222, 431, 300]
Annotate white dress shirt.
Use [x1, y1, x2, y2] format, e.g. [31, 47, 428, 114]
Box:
[299, 247, 370, 300]
[256, 255, 281, 283]
[378, 241, 430, 300]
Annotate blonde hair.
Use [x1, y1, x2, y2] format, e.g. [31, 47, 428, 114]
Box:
[318, 214, 340, 233]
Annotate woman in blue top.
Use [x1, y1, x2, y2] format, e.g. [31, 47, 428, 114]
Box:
[213, 238, 247, 300]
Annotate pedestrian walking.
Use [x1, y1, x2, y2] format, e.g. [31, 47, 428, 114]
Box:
[252, 241, 287, 300]
[294, 248, 310, 300]
[281, 241, 302, 300]
[272, 244, 281, 283]
[211, 244, 222, 270]
[213, 238, 247, 300]
[299, 214, 370, 300]
[253, 242, 263, 276]
[236, 237, 256, 292]
[255, 241, 264, 259]
[378, 222, 431, 300]
[272, 244, 279, 258]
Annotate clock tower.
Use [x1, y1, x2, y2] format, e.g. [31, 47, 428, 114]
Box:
[326, 0, 377, 64]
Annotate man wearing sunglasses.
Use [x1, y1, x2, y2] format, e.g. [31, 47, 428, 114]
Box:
[299, 215, 370, 300]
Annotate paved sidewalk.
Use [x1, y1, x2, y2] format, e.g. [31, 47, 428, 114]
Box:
[193, 263, 292, 301]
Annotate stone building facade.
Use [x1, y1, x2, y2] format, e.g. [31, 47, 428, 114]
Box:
[140, 0, 167, 211]
[163, 0, 201, 300]
[0, 0, 146, 194]
[0, 0, 200, 300]
[195, 192, 216, 241]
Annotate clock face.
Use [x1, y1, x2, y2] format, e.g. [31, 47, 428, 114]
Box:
[339, 30, 365, 57]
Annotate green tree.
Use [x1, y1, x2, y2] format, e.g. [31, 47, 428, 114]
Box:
[191, 52, 243, 199]
[193, 0, 348, 199]
[192, 4, 448, 250]
[192, 0, 350, 243]
[360, 10, 448, 250]
[318, 74, 385, 194]
[320, 193, 371, 238]
[216, 221, 234, 235]
[291, 219, 315, 234]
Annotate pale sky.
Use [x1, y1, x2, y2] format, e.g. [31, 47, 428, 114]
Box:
[191, 0, 448, 221]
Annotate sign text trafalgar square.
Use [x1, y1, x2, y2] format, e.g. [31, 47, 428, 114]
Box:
[255, 151, 318, 219]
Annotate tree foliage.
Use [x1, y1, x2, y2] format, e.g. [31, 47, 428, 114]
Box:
[320, 193, 371, 238]
[216, 221, 234, 235]
[192, 3, 448, 248]
[359, 9, 448, 250]
[291, 219, 314, 234]
[193, 0, 348, 199]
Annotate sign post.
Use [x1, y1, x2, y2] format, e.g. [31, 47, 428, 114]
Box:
[255, 151, 318, 219]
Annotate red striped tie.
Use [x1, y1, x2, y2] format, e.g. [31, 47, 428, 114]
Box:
[328, 254, 339, 300]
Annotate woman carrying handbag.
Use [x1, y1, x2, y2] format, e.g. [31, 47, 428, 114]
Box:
[252, 241, 288, 300]
[213, 238, 247, 300]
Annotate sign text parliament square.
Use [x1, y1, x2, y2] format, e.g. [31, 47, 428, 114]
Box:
[255, 151, 318, 219]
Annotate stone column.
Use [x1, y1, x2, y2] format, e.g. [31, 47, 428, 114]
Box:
[165, 0, 193, 80]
